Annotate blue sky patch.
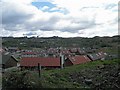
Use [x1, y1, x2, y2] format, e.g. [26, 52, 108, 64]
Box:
[32, 2, 56, 9]
[32, 2, 68, 14]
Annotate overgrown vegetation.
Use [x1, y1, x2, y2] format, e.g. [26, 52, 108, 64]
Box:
[2, 69, 42, 89]
[2, 59, 120, 89]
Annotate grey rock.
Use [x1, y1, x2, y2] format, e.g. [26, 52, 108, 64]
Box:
[85, 79, 92, 85]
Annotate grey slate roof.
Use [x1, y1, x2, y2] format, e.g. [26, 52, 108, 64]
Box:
[87, 53, 100, 61]
[0, 54, 18, 65]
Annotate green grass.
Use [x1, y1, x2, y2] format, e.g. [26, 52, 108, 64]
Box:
[102, 47, 118, 54]
[3, 59, 120, 88]
[39, 59, 120, 88]
[42, 59, 119, 74]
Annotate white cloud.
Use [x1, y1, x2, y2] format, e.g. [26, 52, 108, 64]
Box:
[1, 0, 119, 37]
[34, 0, 53, 2]
[41, 6, 49, 10]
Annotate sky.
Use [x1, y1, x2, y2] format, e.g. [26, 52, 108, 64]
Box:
[1, 0, 119, 37]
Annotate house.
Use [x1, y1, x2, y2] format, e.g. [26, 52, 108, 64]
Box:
[69, 48, 78, 54]
[1, 54, 18, 69]
[97, 52, 107, 60]
[60, 49, 72, 57]
[84, 47, 94, 53]
[47, 48, 59, 57]
[21, 52, 38, 57]
[38, 50, 49, 57]
[87, 54, 99, 61]
[69, 48, 86, 55]
[77, 48, 86, 55]
[20, 57, 64, 70]
[8, 47, 19, 52]
[64, 55, 91, 66]
[87, 52, 107, 61]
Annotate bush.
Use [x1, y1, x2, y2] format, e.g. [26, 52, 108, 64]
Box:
[2, 70, 42, 89]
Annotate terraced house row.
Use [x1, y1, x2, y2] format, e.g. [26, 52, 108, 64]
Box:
[1, 47, 107, 70]
[20, 52, 107, 70]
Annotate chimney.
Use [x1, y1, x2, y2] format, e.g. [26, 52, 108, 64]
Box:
[60, 54, 64, 69]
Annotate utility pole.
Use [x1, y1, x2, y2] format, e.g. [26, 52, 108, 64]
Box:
[2, 64, 5, 73]
[38, 63, 41, 78]
[60, 54, 64, 69]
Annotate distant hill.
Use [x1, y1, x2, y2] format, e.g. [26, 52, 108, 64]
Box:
[2, 35, 120, 47]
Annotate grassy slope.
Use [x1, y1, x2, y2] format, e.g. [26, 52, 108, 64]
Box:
[39, 59, 120, 88]
[2, 59, 120, 88]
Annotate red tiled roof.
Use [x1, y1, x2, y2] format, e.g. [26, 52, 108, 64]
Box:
[68, 55, 91, 65]
[20, 57, 60, 67]
[70, 48, 78, 53]
[61, 50, 71, 54]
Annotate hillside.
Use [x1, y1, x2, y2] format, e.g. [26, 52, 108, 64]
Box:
[2, 35, 120, 49]
[2, 59, 120, 89]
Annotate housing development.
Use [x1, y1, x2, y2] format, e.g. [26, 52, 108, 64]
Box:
[0, 36, 120, 88]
